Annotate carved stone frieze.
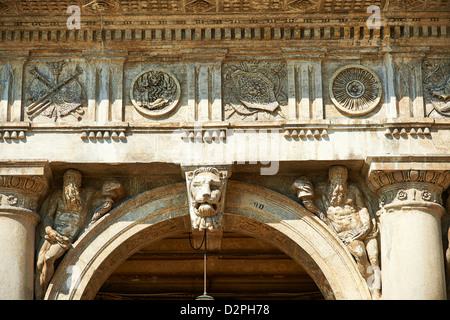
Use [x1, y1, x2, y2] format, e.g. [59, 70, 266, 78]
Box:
[223, 61, 287, 121]
[184, 166, 230, 231]
[422, 59, 450, 117]
[1, 0, 449, 15]
[287, 0, 319, 11]
[329, 65, 382, 116]
[130, 68, 181, 118]
[391, 0, 437, 10]
[82, 0, 119, 13]
[292, 165, 381, 299]
[186, 0, 216, 12]
[25, 62, 86, 122]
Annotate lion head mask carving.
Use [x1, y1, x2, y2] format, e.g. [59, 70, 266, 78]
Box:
[186, 167, 229, 231]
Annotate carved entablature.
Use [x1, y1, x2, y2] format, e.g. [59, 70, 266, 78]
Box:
[3, 0, 450, 15]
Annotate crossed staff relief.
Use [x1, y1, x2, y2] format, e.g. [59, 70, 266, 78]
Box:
[26, 62, 86, 122]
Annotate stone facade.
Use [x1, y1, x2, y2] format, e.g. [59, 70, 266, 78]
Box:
[0, 0, 449, 300]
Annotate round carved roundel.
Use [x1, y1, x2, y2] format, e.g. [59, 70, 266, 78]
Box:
[130, 68, 181, 117]
[329, 65, 382, 116]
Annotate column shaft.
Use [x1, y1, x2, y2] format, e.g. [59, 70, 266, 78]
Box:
[0, 208, 40, 299]
[0, 162, 51, 299]
[380, 203, 446, 299]
[365, 159, 450, 300]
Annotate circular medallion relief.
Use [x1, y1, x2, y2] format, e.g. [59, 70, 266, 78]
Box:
[329, 65, 382, 116]
[130, 68, 181, 117]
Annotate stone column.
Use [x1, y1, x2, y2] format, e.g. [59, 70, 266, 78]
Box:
[0, 161, 52, 299]
[365, 157, 450, 300]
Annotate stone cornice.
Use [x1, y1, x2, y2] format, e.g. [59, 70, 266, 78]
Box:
[1, 118, 448, 144]
[0, 10, 448, 50]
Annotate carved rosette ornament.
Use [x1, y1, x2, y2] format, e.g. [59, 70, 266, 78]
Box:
[329, 65, 382, 116]
[185, 166, 230, 231]
[130, 68, 181, 117]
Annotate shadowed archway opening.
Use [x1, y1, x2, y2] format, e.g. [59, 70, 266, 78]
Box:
[44, 181, 370, 300]
[94, 228, 324, 300]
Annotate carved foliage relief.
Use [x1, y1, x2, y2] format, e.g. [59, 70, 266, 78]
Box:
[223, 61, 287, 121]
[422, 59, 450, 117]
[329, 65, 382, 116]
[25, 62, 86, 122]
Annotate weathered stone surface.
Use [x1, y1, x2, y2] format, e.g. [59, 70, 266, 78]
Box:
[0, 0, 448, 301]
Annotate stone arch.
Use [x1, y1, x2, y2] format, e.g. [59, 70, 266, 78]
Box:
[44, 180, 371, 300]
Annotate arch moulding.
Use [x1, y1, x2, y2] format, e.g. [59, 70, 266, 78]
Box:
[44, 180, 371, 300]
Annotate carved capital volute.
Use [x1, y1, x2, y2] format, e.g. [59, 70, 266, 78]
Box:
[364, 156, 450, 216]
[0, 161, 53, 223]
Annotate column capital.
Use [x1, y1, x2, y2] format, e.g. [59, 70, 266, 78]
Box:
[363, 156, 450, 212]
[0, 160, 53, 216]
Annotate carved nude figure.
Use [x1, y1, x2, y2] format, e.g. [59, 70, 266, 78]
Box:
[293, 165, 381, 299]
[34, 169, 86, 299]
[34, 169, 123, 299]
[186, 167, 228, 231]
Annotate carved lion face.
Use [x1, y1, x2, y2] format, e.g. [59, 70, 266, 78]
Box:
[187, 168, 226, 231]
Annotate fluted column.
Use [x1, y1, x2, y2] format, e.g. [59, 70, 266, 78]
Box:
[365, 157, 450, 300]
[0, 161, 52, 299]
